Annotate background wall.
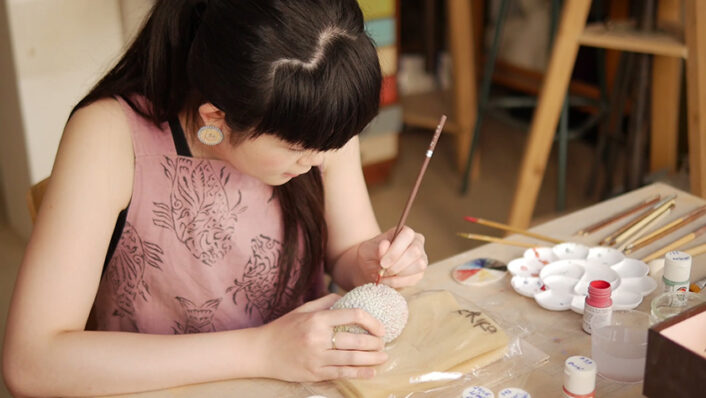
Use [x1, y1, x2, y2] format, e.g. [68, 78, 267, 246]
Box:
[0, 0, 153, 238]
[119, 0, 153, 42]
[0, 0, 32, 237]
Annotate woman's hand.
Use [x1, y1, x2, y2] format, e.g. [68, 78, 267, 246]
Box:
[256, 294, 388, 382]
[357, 226, 428, 288]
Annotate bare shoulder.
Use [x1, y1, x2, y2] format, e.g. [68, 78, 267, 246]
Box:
[65, 97, 130, 145]
[54, 97, 134, 210]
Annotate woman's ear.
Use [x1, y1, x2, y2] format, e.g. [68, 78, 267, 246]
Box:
[198, 103, 226, 128]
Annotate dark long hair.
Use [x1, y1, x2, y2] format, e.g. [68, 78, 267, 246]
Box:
[75, 0, 381, 320]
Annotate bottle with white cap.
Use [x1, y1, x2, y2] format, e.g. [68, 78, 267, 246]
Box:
[562, 356, 596, 398]
[663, 251, 692, 294]
[462, 385, 494, 398]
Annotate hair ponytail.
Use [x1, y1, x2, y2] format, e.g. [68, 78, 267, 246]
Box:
[74, 0, 205, 123]
[271, 171, 326, 320]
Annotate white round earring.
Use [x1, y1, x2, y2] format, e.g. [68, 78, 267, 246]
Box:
[197, 125, 224, 146]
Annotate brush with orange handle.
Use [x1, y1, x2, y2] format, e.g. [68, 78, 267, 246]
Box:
[464, 216, 562, 244]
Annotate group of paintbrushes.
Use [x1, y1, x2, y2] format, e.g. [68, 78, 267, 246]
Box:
[581, 194, 706, 261]
[457, 194, 706, 263]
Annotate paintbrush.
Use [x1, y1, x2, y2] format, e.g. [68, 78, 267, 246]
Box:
[376, 115, 447, 284]
[617, 206, 673, 252]
[456, 232, 539, 248]
[685, 242, 706, 257]
[576, 194, 661, 236]
[600, 195, 676, 246]
[624, 205, 706, 254]
[612, 200, 676, 246]
[641, 224, 706, 262]
[464, 216, 562, 244]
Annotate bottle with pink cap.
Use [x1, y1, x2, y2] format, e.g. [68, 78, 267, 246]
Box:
[582, 280, 612, 334]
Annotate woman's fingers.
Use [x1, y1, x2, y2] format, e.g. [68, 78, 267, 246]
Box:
[377, 239, 391, 261]
[326, 308, 386, 337]
[319, 366, 376, 380]
[324, 348, 388, 367]
[330, 331, 385, 352]
[382, 233, 428, 277]
[379, 226, 417, 270]
[386, 250, 427, 277]
[382, 273, 424, 289]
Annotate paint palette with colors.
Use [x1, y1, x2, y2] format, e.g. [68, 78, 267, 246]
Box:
[508, 243, 658, 314]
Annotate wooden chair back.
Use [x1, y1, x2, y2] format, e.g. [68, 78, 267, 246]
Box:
[26, 177, 49, 223]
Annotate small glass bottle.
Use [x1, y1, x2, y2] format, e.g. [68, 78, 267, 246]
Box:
[582, 280, 612, 334]
[562, 356, 596, 397]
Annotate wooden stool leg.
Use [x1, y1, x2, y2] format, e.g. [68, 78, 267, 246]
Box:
[685, 0, 706, 197]
[651, 57, 682, 173]
[447, 0, 478, 175]
[650, 0, 683, 174]
[507, 0, 592, 229]
[460, 0, 511, 193]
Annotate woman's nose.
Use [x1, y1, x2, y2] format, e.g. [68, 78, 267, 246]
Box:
[299, 151, 325, 166]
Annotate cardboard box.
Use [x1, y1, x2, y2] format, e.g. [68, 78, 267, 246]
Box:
[643, 302, 706, 397]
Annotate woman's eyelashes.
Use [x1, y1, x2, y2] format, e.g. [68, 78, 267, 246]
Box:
[288, 144, 308, 153]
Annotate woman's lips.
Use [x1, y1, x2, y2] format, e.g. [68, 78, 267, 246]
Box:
[283, 168, 311, 178]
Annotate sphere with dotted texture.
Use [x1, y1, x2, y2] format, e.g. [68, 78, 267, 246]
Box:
[331, 283, 409, 343]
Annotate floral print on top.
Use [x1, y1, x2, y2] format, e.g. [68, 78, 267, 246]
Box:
[92, 96, 325, 334]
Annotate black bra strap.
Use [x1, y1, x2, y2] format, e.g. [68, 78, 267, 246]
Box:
[168, 118, 193, 157]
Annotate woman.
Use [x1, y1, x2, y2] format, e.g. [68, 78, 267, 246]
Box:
[2, 0, 428, 396]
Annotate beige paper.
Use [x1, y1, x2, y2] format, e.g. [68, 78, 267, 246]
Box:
[335, 291, 509, 398]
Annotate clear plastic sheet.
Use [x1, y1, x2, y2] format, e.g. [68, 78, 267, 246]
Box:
[306, 289, 549, 398]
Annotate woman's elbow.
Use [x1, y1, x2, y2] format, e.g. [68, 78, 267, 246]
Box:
[3, 345, 45, 398]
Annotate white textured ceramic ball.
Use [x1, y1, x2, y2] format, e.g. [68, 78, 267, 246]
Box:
[330, 283, 409, 343]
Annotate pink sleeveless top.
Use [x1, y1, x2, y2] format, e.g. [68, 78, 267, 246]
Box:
[93, 96, 325, 334]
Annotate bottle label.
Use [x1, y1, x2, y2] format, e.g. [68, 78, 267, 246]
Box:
[582, 305, 612, 334]
[662, 278, 690, 305]
[662, 277, 689, 294]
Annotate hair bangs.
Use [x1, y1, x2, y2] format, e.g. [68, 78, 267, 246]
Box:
[253, 34, 381, 151]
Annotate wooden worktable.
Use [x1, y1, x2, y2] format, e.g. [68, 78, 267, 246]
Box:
[111, 182, 706, 397]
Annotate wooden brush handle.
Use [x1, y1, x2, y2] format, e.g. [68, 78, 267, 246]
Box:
[457, 233, 538, 248]
[577, 195, 660, 236]
[641, 224, 706, 262]
[626, 205, 706, 253]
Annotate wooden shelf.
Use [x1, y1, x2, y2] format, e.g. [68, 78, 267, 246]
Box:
[579, 21, 687, 58]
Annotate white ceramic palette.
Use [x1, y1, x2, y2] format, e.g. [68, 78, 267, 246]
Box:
[509, 243, 657, 314]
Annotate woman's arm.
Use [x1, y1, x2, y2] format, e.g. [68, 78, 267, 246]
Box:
[2, 99, 259, 396]
[1, 101, 386, 397]
[322, 137, 428, 291]
[321, 137, 382, 290]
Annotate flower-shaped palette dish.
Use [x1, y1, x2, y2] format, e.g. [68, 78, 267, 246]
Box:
[508, 243, 657, 314]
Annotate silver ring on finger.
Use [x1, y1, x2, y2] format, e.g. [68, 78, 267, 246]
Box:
[331, 330, 338, 350]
